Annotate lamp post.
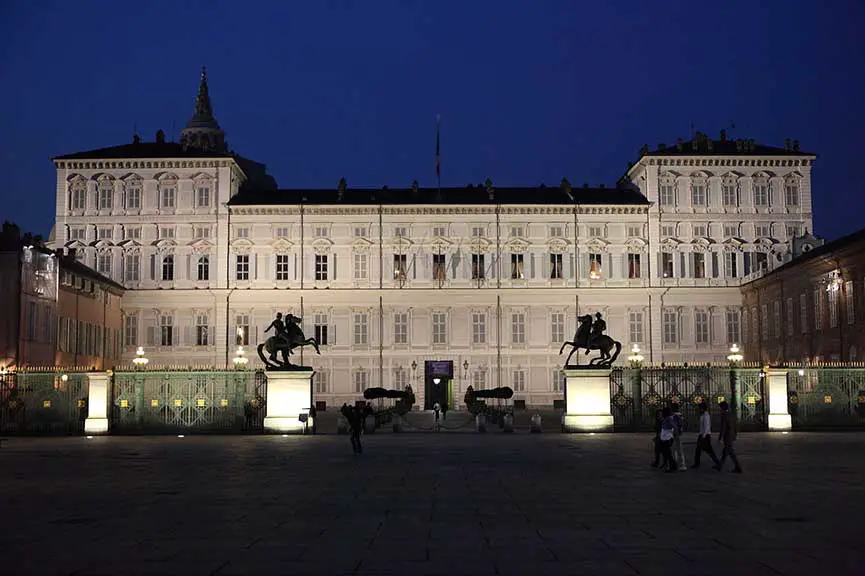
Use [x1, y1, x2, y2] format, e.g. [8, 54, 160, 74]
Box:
[727, 343, 743, 414]
[627, 344, 644, 418]
[132, 346, 149, 370]
[232, 346, 249, 369]
[628, 344, 644, 365]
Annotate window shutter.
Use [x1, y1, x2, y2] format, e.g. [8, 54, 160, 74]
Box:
[331, 254, 337, 280]
[184, 325, 193, 346]
[568, 253, 574, 279]
[412, 254, 417, 280]
[252, 254, 258, 280]
[579, 253, 588, 279]
[541, 253, 548, 279]
[488, 254, 496, 279]
[530, 253, 536, 279]
[621, 254, 629, 278]
[146, 325, 155, 346]
[330, 322, 336, 345]
[711, 253, 719, 278]
[679, 253, 686, 278]
[172, 325, 179, 347]
[149, 254, 156, 280]
[607, 254, 614, 279]
[208, 325, 215, 347]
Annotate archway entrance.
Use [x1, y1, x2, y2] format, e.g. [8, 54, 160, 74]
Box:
[424, 360, 453, 410]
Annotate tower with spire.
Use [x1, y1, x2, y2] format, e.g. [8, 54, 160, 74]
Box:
[180, 66, 227, 153]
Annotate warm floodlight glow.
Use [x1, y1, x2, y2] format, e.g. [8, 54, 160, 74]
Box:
[628, 344, 644, 364]
[727, 344, 743, 363]
[233, 346, 249, 367]
[132, 346, 149, 367]
[433, 377, 441, 385]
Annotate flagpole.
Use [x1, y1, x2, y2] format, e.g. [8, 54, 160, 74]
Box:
[436, 114, 441, 199]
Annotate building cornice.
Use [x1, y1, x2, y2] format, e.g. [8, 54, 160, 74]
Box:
[627, 155, 815, 179]
[228, 205, 650, 217]
[54, 158, 236, 171]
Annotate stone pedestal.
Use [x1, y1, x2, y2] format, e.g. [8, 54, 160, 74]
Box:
[263, 370, 313, 434]
[561, 367, 614, 432]
[84, 372, 111, 435]
[766, 368, 792, 431]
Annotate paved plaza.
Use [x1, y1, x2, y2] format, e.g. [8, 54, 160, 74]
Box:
[2, 431, 864, 576]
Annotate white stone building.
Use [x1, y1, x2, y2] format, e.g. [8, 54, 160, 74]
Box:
[49, 70, 817, 409]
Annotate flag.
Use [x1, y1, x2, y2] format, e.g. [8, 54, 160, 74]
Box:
[435, 114, 441, 178]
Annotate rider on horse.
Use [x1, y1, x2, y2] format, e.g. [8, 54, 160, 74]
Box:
[264, 312, 290, 346]
[586, 312, 606, 352]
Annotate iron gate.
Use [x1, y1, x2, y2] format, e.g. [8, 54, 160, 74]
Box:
[110, 369, 266, 434]
[0, 371, 87, 435]
[787, 368, 865, 429]
[610, 366, 766, 432]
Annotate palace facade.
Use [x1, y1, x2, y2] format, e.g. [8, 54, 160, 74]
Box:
[49, 70, 816, 408]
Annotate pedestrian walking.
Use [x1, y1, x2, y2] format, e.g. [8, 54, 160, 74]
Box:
[714, 401, 742, 473]
[659, 407, 676, 472]
[349, 405, 363, 454]
[692, 401, 720, 468]
[670, 402, 687, 471]
[433, 401, 441, 431]
[650, 409, 663, 468]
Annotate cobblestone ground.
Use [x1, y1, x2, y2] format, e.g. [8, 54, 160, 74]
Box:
[1, 432, 864, 576]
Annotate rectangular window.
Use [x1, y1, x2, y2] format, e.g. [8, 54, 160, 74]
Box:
[394, 226, 407, 237]
[628, 253, 641, 279]
[814, 290, 822, 331]
[588, 253, 603, 279]
[661, 225, 675, 237]
[353, 253, 368, 280]
[433, 254, 446, 282]
[511, 312, 526, 344]
[692, 224, 707, 238]
[97, 253, 112, 276]
[773, 301, 782, 338]
[124, 227, 141, 240]
[754, 224, 770, 238]
[663, 311, 677, 344]
[549, 253, 563, 279]
[472, 312, 486, 344]
[588, 226, 602, 238]
[235, 227, 249, 239]
[197, 256, 210, 281]
[196, 185, 210, 208]
[123, 254, 140, 282]
[472, 369, 487, 390]
[159, 315, 173, 347]
[161, 255, 174, 281]
[315, 255, 328, 281]
[98, 183, 113, 210]
[125, 184, 141, 210]
[510, 226, 524, 237]
[723, 224, 738, 238]
[393, 312, 408, 344]
[785, 183, 799, 206]
[693, 253, 706, 279]
[123, 315, 137, 347]
[828, 288, 839, 328]
[722, 184, 738, 207]
[786, 298, 794, 336]
[510, 254, 524, 279]
[549, 226, 564, 238]
[659, 184, 675, 206]
[691, 184, 706, 206]
[726, 310, 740, 345]
[196, 315, 209, 346]
[235, 314, 249, 346]
[513, 370, 526, 392]
[393, 254, 408, 279]
[160, 227, 175, 239]
[314, 371, 329, 394]
[275, 227, 289, 238]
[353, 312, 368, 345]
[353, 371, 367, 394]
[193, 226, 211, 239]
[353, 226, 367, 238]
[754, 184, 769, 207]
[433, 226, 446, 237]
[69, 227, 86, 241]
[276, 255, 290, 281]
[695, 310, 709, 344]
[236, 255, 249, 281]
[551, 312, 565, 344]
[314, 226, 328, 238]
[629, 311, 643, 343]
[800, 293, 808, 333]
[846, 281, 855, 325]
[761, 304, 769, 341]
[627, 225, 642, 238]
[472, 226, 485, 237]
[97, 227, 113, 240]
[72, 187, 87, 210]
[432, 312, 447, 344]
[471, 253, 485, 280]
[161, 187, 176, 209]
[724, 253, 738, 278]
[662, 252, 674, 278]
[314, 312, 329, 346]
[552, 369, 565, 393]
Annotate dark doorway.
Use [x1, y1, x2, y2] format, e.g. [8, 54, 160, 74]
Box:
[424, 360, 453, 410]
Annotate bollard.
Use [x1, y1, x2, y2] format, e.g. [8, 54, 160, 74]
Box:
[393, 414, 404, 433]
[476, 413, 487, 433]
[364, 414, 377, 434]
[503, 413, 514, 433]
[337, 414, 349, 434]
[530, 413, 542, 434]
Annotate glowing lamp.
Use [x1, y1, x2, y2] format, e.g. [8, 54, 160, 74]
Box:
[132, 346, 149, 367]
[627, 344, 644, 364]
[233, 346, 249, 367]
[727, 343, 743, 363]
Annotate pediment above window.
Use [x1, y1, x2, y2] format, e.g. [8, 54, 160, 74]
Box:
[153, 239, 176, 254]
[117, 239, 141, 249]
[721, 238, 742, 252]
[624, 237, 647, 252]
[311, 237, 333, 255]
[546, 237, 570, 254]
[504, 237, 530, 254]
[352, 237, 375, 253]
[92, 239, 114, 250]
[659, 238, 682, 252]
[584, 238, 610, 253]
[392, 236, 414, 251]
[65, 239, 87, 250]
[188, 238, 214, 255]
[271, 238, 295, 255]
[469, 237, 493, 253]
[690, 237, 714, 252]
[430, 236, 453, 254]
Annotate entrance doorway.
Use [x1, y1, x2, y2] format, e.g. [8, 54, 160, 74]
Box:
[424, 360, 453, 410]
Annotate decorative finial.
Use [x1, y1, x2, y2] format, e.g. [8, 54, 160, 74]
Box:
[201, 65, 207, 80]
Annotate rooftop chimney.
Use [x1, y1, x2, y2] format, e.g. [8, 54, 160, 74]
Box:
[793, 140, 800, 152]
[337, 177, 346, 201]
[156, 129, 165, 144]
[785, 138, 792, 151]
[720, 129, 727, 142]
[676, 138, 684, 151]
[133, 133, 141, 144]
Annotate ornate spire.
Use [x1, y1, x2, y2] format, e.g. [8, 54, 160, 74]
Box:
[180, 66, 226, 152]
[187, 66, 220, 130]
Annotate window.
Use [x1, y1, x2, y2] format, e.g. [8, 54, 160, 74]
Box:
[510, 226, 524, 237]
[551, 312, 565, 343]
[661, 252, 674, 278]
[433, 226, 446, 237]
[726, 310, 740, 345]
[800, 293, 808, 334]
[314, 312, 329, 346]
[194, 226, 211, 239]
[315, 254, 328, 281]
[161, 185, 176, 209]
[97, 252, 112, 276]
[432, 312, 447, 344]
[161, 255, 174, 281]
[353, 226, 367, 237]
[588, 253, 603, 279]
[661, 225, 676, 237]
[629, 311, 643, 343]
[512, 312, 526, 344]
[692, 224, 707, 238]
[773, 301, 782, 338]
[786, 298, 794, 336]
[627, 226, 642, 238]
[742, 309, 749, 344]
[276, 255, 290, 281]
[472, 312, 486, 344]
[663, 311, 677, 344]
[659, 183, 675, 206]
[71, 180, 87, 210]
[314, 371, 329, 394]
[97, 227, 113, 240]
[471, 253, 485, 280]
[588, 226, 602, 238]
[754, 182, 769, 207]
[159, 315, 173, 347]
[393, 312, 408, 344]
[472, 226, 485, 237]
[394, 226, 407, 237]
[472, 369, 487, 390]
[693, 253, 706, 279]
[235, 255, 249, 281]
[786, 225, 801, 238]
[160, 227, 175, 239]
[846, 281, 855, 325]
[760, 305, 769, 341]
[123, 315, 137, 347]
[724, 253, 738, 278]
[722, 184, 738, 207]
[510, 254, 524, 279]
[236, 314, 249, 346]
[124, 227, 141, 240]
[353, 371, 368, 394]
[433, 254, 446, 282]
[628, 253, 641, 279]
[314, 226, 328, 238]
[98, 179, 114, 210]
[691, 182, 706, 206]
[549, 253, 563, 279]
[196, 184, 210, 208]
[353, 253, 368, 280]
[353, 312, 368, 345]
[828, 288, 838, 328]
[785, 181, 799, 207]
[275, 227, 289, 238]
[196, 314, 209, 346]
[123, 253, 140, 282]
[814, 289, 823, 331]
[549, 226, 563, 238]
[695, 310, 709, 344]
[552, 370, 565, 392]
[69, 227, 86, 241]
[723, 224, 738, 238]
[197, 256, 209, 281]
[513, 371, 526, 393]
[235, 227, 249, 239]
[754, 224, 770, 238]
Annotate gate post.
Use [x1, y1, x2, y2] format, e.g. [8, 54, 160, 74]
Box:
[766, 367, 792, 431]
[263, 369, 314, 434]
[84, 372, 111, 435]
[562, 367, 614, 432]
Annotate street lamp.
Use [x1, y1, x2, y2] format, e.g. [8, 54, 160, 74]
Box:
[727, 343, 744, 363]
[463, 360, 469, 378]
[628, 344, 644, 365]
[232, 346, 249, 368]
[132, 346, 149, 368]
[727, 343, 743, 414]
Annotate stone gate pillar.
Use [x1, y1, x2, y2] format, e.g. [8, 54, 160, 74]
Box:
[263, 370, 314, 434]
[85, 372, 111, 435]
[562, 367, 614, 432]
[765, 367, 792, 431]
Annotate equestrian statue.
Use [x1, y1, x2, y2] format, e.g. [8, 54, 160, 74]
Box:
[258, 312, 321, 369]
[558, 312, 622, 367]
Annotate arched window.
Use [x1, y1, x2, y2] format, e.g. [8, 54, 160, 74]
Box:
[721, 173, 739, 207]
[97, 177, 114, 210]
[125, 175, 142, 210]
[162, 255, 174, 281]
[197, 256, 209, 281]
[69, 177, 87, 211]
[753, 173, 770, 207]
[690, 173, 707, 207]
[784, 176, 800, 207]
[659, 173, 676, 206]
[158, 174, 178, 211]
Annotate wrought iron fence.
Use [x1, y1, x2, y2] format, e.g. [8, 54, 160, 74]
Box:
[787, 368, 865, 429]
[110, 369, 266, 434]
[0, 371, 87, 435]
[610, 366, 766, 432]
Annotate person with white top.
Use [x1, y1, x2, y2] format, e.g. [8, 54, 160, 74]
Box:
[692, 401, 720, 468]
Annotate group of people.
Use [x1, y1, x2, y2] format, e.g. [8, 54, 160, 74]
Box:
[652, 400, 743, 474]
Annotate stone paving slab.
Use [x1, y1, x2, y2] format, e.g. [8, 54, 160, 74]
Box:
[2, 432, 865, 575]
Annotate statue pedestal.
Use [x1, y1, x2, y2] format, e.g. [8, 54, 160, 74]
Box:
[561, 367, 614, 433]
[84, 372, 111, 435]
[766, 368, 793, 431]
[263, 369, 313, 434]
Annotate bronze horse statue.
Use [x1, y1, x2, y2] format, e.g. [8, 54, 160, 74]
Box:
[559, 313, 622, 367]
[257, 313, 321, 369]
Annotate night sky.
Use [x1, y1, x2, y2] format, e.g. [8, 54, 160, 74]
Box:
[2, 0, 863, 240]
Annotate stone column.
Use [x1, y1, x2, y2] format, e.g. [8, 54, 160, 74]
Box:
[562, 367, 614, 432]
[765, 367, 792, 431]
[263, 369, 314, 434]
[84, 372, 111, 435]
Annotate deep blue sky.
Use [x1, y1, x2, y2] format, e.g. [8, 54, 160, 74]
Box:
[2, 0, 864, 239]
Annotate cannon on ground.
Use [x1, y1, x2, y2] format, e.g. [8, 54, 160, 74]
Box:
[362, 385, 416, 427]
[464, 385, 514, 427]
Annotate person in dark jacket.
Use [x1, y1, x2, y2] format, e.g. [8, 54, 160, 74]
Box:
[651, 409, 663, 467]
[659, 407, 677, 472]
[348, 405, 363, 454]
[714, 401, 742, 473]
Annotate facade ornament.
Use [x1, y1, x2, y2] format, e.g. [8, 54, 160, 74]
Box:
[559, 312, 622, 367]
[258, 312, 320, 370]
